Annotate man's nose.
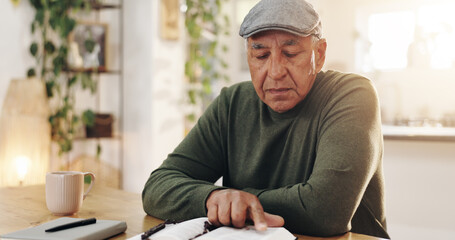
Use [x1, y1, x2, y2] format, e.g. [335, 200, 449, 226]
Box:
[268, 54, 287, 80]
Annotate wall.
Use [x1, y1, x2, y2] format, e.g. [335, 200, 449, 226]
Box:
[383, 140, 455, 239]
[0, 2, 34, 101]
[123, 0, 185, 193]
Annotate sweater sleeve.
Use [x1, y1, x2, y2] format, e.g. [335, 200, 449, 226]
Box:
[244, 79, 384, 236]
[142, 93, 228, 221]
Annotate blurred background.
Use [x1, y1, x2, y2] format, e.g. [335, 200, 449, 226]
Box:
[1, 0, 454, 239]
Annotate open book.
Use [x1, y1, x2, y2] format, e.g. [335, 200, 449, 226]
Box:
[128, 217, 296, 240]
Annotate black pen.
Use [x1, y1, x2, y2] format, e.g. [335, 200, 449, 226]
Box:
[45, 218, 97, 232]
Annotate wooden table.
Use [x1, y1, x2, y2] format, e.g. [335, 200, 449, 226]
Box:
[0, 185, 385, 240]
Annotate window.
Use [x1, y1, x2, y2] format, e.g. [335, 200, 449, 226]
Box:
[358, 2, 455, 72]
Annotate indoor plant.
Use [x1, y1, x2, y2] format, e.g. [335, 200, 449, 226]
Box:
[184, 0, 230, 123]
[26, 0, 98, 157]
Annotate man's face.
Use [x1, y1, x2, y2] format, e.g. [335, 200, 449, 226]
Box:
[247, 30, 326, 113]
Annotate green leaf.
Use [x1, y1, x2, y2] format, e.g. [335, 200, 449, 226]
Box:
[188, 90, 196, 104]
[208, 42, 217, 56]
[224, 14, 230, 27]
[220, 60, 228, 69]
[27, 68, 36, 77]
[71, 0, 84, 9]
[30, 42, 38, 56]
[45, 81, 53, 97]
[49, 115, 56, 126]
[84, 38, 96, 53]
[59, 138, 72, 154]
[82, 109, 95, 127]
[44, 41, 56, 54]
[35, 9, 45, 26]
[52, 56, 64, 76]
[84, 175, 92, 184]
[202, 78, 211, 94]
[203, 12, 213, 22]
[59, 45, 68, 56]
[186, 113, 196, 122]
[72, 115, 80, 124]
[48, 14, 58, 30]
[80, 73, 89, 89]
[68, 76, 77, 87]
[61, 17, 76, 38]
[199, 57, 209, 70]
[29, 0, 43, 9]
[96, 144, 102, 158]
[31, 22, 36, 34]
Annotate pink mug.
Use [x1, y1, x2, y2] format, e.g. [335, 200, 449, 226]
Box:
[45, 171, 95, 215]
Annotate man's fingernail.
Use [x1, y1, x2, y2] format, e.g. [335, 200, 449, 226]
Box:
[257, 222, 267, 231]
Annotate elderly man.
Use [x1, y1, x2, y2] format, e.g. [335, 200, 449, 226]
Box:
[142, 0, 389, 238]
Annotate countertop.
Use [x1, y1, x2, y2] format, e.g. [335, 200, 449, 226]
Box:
[382, 125, 455, 141]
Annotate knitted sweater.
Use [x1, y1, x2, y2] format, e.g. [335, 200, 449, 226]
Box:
[142, 70, 389, 239]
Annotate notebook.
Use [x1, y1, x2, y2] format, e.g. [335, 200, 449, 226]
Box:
[0, 217, 127, 240]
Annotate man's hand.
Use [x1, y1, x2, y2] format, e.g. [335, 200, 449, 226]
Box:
[206, 189, 284, 231]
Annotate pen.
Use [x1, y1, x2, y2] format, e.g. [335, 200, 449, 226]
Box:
[45, 218, 97, 232]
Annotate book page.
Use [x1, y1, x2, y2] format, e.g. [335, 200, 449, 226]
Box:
[196, 226, 296, 240]
[128, 218, 295, 240]
[128, 217, 207, 240]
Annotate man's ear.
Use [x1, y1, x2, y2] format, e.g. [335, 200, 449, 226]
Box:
[315, 38, 327, 72]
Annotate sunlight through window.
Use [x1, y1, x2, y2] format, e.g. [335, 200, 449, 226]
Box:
[368, 11, 414, 70]
[361, 2, 455, 71]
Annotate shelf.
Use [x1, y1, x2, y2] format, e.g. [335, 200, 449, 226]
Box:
[84, 1, 122, 10]
[65, 67, 121, 75]
[91, 4, 122, 10]
[74, 135, 122, 141]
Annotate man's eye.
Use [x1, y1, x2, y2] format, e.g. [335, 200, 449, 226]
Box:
[256, 53, 269, 60]
[284, 52, 298, 58]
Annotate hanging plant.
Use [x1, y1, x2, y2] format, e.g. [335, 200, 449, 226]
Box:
[184, 0, 230, 123]
[26, 0, 97, 156]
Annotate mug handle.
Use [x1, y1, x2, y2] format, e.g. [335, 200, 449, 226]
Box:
[83, 172, 96, 200]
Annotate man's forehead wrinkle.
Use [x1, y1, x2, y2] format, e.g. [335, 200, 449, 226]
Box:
[283, 39, 298, 46]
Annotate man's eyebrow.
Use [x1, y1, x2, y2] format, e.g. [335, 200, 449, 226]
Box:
[251, 42, 266, 49]
[250, 39, 299, 49]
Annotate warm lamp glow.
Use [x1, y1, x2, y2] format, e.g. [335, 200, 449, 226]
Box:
[0, 78, 51, 187]
[14, 156, 30, 184]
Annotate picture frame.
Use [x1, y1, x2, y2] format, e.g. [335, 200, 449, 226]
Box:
[68, 22, 108, 72]
[160, 0, 180, 40]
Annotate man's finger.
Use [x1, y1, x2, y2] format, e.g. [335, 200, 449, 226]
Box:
[264, 212, 285, 227]
[218, 201, 232, 226]
[248, 205, 267, 231]
[231, 202, 248, 228]
[207, 203, 220, 227]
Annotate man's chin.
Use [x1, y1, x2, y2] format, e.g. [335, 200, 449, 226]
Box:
[268, 103, 294, 113]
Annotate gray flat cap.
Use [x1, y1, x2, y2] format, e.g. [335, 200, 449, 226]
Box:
[239, 0, 322, 39]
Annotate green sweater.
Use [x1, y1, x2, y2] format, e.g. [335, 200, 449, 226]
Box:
[142, 70, 389, 239]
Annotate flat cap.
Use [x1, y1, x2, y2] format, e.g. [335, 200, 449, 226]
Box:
[239, 0, 322, 39]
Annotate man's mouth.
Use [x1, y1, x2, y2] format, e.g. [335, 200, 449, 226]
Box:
[267, 88, 291, 94]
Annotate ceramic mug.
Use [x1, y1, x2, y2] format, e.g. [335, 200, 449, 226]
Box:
[45, 171, 95, 215]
